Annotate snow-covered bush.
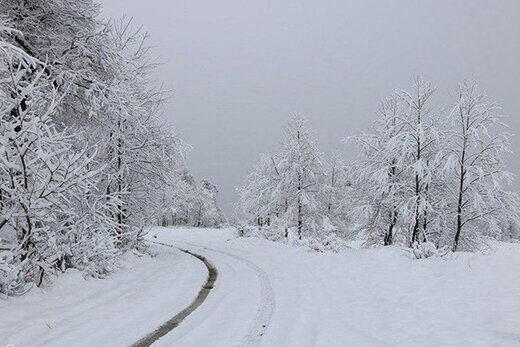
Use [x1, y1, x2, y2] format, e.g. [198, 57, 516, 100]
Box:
[0, 250, 32, 296]
[294, 232, 350, 253]
[411, 242, 450, 259]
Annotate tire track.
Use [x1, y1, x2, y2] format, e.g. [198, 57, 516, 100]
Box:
[131, 242, 217, 347]
[176, 241, 275, 347]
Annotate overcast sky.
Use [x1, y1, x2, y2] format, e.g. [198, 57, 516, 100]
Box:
[101, 0, 520, 216]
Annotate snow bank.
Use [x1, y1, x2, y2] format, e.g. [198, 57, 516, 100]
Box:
[0, 244, 207, 346]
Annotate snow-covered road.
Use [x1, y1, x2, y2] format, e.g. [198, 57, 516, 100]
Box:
[149, 227, 520, 347]
[150, 237, 275, 346]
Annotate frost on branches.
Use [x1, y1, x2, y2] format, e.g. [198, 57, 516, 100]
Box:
[158, 172, 226, 228]
[441, 81, 520, 251]
[348, 95, 409, 247]
[237, 78, 519, 255]
[349, 77, 519, 251]
[237, 116, 348, 249]
[0, 2, 189, 295]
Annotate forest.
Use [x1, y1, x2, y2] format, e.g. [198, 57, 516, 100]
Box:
[0, 1, 223, 296]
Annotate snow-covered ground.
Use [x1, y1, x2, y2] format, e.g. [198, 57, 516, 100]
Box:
[0, 244, 207, 346]
[2, 226, 520, 346]
[151, 227, 520, 347]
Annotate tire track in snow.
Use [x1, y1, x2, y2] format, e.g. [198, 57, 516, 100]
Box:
[177, 241, 276, 347]
[131, 242, 217, 347]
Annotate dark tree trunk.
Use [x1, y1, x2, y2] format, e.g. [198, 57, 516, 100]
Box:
[411, 98, 423, 247]
[453, 162, 466, 252]
[384, 211, 397, 246]
[297, 172, 302, 240]
[453, 112, 469, 252]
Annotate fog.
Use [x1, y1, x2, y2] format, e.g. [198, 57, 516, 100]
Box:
[101, 0, 520, 216]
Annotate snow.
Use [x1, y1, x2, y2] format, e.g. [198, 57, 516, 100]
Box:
[2, 226, 520, 346]
[152, 227, 520, 346]
[0, 244, 207, 346]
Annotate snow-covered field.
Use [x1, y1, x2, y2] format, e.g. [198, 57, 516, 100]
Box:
[2, 226, 520, 346]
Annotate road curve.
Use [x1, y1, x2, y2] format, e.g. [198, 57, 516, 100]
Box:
[173, 241, 275, 347]
[131, 242, 218, 347]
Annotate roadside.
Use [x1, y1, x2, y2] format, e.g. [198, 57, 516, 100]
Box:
[0, 244, 207, 346]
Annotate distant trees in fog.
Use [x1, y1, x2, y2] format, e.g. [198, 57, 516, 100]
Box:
[158, 171, 225, 228]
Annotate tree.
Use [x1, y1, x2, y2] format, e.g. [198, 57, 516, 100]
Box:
[236, 153, 283, 228]
[0, 1, 191, 295]
[0, 34, 119, 293]
[159, 172, 226, 228]
[195, 180, 226, 227]
[322, 152, 351, 234]
[349, 95, 409, 246]
[395, 76, 438, 246]
[277, 116, 326, 239]
[348, 78, 519, 251]
[442, 81, 520, 251]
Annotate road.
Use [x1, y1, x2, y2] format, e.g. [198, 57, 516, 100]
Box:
[146, 232, 275, 347]
[143, 227, 520, 347]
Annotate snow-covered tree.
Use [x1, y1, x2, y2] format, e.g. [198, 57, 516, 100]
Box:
[0, 1, 191, 295]
[395, 76, 440, 246]
[236, 153, 284, 228]
[238, 116, 328, 241]
[441, 81, 520, 251]
[348, 77, 519, 251]
[3, 0, 189, 245]
[159, 172, 226, 228]
[275, 116, 327, 239]
[322, 152, 351, 234]
[194, 180, 226, 227]
[0, 34, 119, 294]
[159, 170, 198, 226]
[349, 95, 409, 246]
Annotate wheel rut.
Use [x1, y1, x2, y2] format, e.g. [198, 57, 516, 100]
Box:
[131, 242, 217, 347]
[176, 241, 275, 347]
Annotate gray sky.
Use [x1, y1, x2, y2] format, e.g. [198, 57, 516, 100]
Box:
[101, 0, 520, 216]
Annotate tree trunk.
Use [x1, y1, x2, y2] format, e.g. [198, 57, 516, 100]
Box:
[297, 172, 302, 240]
[453, 162, 466, 252]
[384, 211, 397, 246]
[422, 179, 430, 243]
[411, 169, 421, 245]
[116, 120, 125, 234]
[411, 96, 423, 246]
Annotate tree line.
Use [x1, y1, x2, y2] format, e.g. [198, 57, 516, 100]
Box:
[237, 77, 520, 253]
[0, 1, 213, 296]
[159, 170, 225, 228]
